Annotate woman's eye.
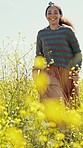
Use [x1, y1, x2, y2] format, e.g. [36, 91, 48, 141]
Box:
[47, 12, 58, 15]
[48, 13, 51, 15]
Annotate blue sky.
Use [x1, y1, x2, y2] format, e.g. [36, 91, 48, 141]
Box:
[0, 0, 83, 53]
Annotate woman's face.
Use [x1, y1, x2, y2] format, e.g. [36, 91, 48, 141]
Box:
[46, 6, 62, 26]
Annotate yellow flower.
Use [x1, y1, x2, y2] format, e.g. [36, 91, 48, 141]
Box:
[54, 143, 59, 148]
[34, 56, 47, 69]
[50, 58, 54, 64]
[80, 141, 83, 146]
[72, 142, 81, 148]
[34, 72, 50, 94]
[0, 105, 5, 114]
[43, 130, 49, 135]
[44, 100, 67, 126]
[30, 101, 44, 113]
[39, 135, 48, 142]
[36, 111, 46, 120]
[24, 96, 35, 105]
[20, 110, 26, 116]
[39, 103, 45, 112]
[30, 101, 40, 107]
[58, 141, 64, 147]
[71, 67, 75, 71]
[30, 106, 38, 114]
[77, 103, 83, 113]
[6, 127, 26, 147]
[55, 133, 65, 141]
[66, 109, 82, 128]
[14, 118, 21, 124]
[48, 122, 56, 128]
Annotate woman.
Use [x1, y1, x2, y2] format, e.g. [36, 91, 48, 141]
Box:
[33, 2, 82, 108]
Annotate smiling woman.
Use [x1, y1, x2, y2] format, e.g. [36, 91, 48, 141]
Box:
[45, 2, 63, 30]
[33, 2, 82, 109]
[46, 7, 61, 30]
[45, 2, 74, 30]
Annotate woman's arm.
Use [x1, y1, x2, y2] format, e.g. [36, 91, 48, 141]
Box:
[67, 52, 82, 70]
[67, 28, 82, 70]
[32, 31, 44, 78]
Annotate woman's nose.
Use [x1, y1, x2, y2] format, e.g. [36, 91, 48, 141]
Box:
[51, 13, 56, 17]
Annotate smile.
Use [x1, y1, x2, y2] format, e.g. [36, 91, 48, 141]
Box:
[49, 18, 56, 21]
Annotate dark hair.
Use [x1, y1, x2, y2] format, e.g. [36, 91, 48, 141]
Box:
[45, 2, 74, 29]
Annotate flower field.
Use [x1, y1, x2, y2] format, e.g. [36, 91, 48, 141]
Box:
[0, 35, 83, 148]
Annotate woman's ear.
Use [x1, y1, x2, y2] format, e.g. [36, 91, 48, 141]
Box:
[60, 14, 62, 19]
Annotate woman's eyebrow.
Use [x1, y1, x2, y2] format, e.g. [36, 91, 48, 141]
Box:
[48, 10, 51, 12]
[48, 9, 58, 12]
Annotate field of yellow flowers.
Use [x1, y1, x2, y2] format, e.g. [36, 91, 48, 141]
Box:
[0, 35, 83, 148]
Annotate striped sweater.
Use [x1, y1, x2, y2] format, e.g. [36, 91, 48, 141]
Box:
[36, 25, 81, 68]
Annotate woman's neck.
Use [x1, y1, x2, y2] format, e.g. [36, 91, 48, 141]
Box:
[49, 24, 60, 30]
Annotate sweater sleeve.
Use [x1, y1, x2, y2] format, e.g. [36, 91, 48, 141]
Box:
[67, 52, 82, 70]
[67, 28, 82, 70]
[36, 31, 43, 57]
[68, 28, 81, 54]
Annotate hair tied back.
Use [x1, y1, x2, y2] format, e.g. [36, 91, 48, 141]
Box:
[49, 2, 55, 7]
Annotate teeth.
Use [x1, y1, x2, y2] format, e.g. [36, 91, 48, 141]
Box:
[50, 18, 56, 21]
